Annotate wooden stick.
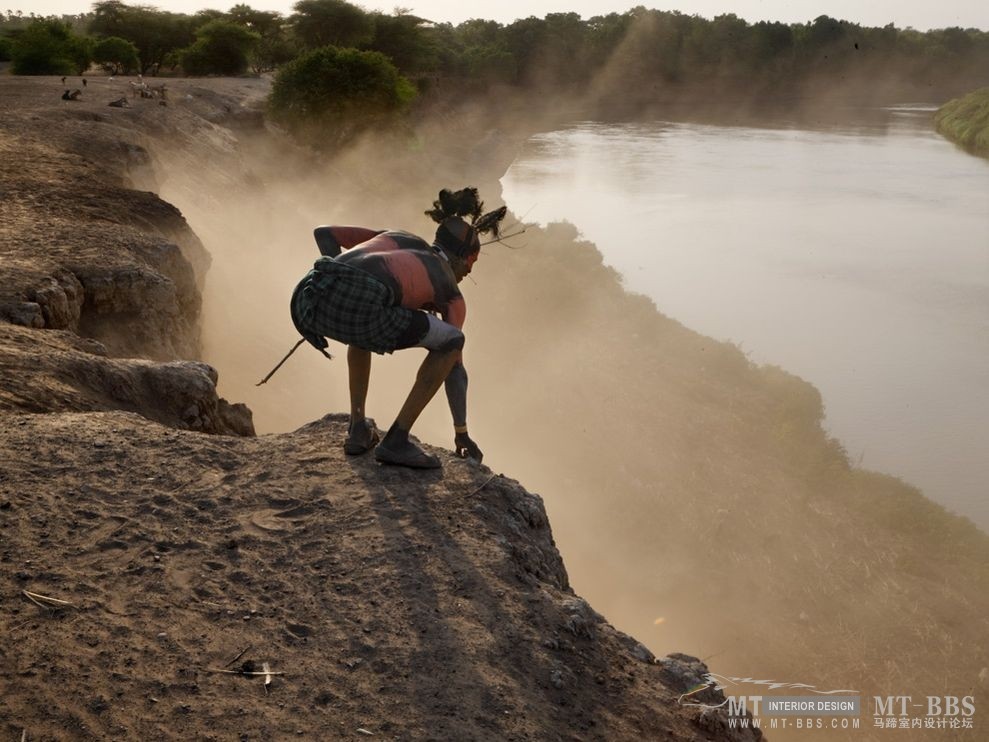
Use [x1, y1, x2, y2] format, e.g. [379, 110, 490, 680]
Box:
[224, 646, 251, 668]
[256, 338, 306, 386]
[466, 474, 500, 498]
[205, 668, 286, 676]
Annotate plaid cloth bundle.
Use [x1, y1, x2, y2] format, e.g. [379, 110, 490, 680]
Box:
[291, 257, 413, 355]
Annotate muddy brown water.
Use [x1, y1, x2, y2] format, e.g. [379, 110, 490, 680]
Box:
[502, 107, 989, 533]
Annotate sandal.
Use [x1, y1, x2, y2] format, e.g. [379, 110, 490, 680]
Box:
[343, 419, 380, 455]
[374, 438, 441, 469]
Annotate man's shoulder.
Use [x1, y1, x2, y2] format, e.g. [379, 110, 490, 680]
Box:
[382, 230, 432, 251]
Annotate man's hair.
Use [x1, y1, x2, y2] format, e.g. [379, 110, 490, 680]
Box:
[426, 187, 508, 257]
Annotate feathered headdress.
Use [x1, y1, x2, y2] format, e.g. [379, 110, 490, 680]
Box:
[426, 187, 508, 256]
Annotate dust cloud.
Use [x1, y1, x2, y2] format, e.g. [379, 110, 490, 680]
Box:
[156, 104, 988, 741]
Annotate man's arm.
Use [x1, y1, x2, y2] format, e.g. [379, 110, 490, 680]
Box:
[313, 226, 382, 257]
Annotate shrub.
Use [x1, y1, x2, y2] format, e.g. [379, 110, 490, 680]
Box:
[92, 35, 139, 75]
[10, 19, 91, 75]
[268, 45, 415, 145]
[180, 19, 260, 75]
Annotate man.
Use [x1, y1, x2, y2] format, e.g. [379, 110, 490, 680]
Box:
[291, 187, 506, 469]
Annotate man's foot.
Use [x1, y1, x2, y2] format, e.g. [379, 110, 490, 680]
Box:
[374, 437, 441, 469]
[344, 419, 379, 455]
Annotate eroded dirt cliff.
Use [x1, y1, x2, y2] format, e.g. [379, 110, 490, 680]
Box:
[0, 76, 758, 741]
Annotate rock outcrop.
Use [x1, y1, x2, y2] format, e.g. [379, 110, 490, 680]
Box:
[0, 412, 760, 741]
[0, 76, 250, 433]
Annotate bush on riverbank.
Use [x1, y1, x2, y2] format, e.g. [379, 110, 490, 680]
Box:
[935, 87, 989, 157]
[268, 45, 414, 147]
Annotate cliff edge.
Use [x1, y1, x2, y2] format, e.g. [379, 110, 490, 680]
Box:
[0, 411, 756, 740]
[0, 78, 757, 740]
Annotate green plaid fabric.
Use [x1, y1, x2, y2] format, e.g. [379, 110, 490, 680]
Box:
[290, 257, 414, 355]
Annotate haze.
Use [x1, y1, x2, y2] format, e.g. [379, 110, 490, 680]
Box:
[14, 0, 989, 32]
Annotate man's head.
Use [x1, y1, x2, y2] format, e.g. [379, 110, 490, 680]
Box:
[434, 217, 480, 282]
[425, 187, 506, 281]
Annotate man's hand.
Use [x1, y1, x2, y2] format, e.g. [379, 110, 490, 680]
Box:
[454, 431, 483, 463]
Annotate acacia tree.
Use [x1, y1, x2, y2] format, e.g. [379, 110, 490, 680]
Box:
[290, 0, 373, 50]
[180, 19, 259, 75]
[89, 1, 193, 74]
[92, 35, 139, 74]
[363, 11, 437, 76]
[226, 3, 295, 73]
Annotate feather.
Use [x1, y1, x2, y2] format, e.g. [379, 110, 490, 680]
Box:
[425, 186, 483, 223]
[473, 206, 508, 237]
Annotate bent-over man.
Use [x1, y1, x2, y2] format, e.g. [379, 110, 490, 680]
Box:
[290, 187, 506, 469]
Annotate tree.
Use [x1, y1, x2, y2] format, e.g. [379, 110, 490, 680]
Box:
[180, 19, 260, 75]
[228, 4, 283, 37]
[89, 1, 193, 74]
[268, 45, 415, 146]
[364, 11, 437, 75]
[92, 34, 139, 74]
[9, 19, 91, 75]
[290, 0, 373, 50]
[226, 4, 295, 73]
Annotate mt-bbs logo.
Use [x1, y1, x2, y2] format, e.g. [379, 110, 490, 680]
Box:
[874, 696, 976, 717]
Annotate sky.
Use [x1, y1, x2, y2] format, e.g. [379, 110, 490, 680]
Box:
[11, 0, 989, 31]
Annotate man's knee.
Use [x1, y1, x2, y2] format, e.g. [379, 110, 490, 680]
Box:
[435, 332, 465, 352]
[417, 314, 464, 352]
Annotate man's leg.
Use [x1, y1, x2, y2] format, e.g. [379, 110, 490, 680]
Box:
[344, 345, 377, 454]
[376, 349, 459, 468]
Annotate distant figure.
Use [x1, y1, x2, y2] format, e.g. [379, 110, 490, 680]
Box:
[61, 89, 81, 101]
[82, 78, 87, 87]
[290, 187, 506, 468]
[61, 76, 66, 84]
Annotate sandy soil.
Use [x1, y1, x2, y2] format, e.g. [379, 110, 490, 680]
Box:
[0, 411, 753, 741]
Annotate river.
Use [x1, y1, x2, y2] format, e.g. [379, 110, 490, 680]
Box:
[501, 109, 989, 532]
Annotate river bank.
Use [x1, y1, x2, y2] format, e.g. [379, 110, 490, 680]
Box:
[0, 75, 761, 741]
[936, 87, 989, 157]
[2, 73, 987, 741]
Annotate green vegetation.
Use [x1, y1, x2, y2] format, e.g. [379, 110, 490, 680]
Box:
[2, 3, 987, 120]
[269, 45, 414, 146]
[7, 19, 91, 75]
[91, 35, 139, 75]
[88, 1, 193, 75]
[935, 87, 989, 156]
[5, 3, 988, 91]
[180, 19, 260, 76]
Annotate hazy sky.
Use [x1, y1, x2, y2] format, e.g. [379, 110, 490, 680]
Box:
[13, 0, 989, 31]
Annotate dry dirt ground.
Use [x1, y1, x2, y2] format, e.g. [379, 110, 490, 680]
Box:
[0, 76, 758, 741]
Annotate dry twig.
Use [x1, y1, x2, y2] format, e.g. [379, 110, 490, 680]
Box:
[206, 668, 286, 677]
[224, 646, 251, 668]
[466, 473, 500, 498]
[22, 590, 74, 609]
